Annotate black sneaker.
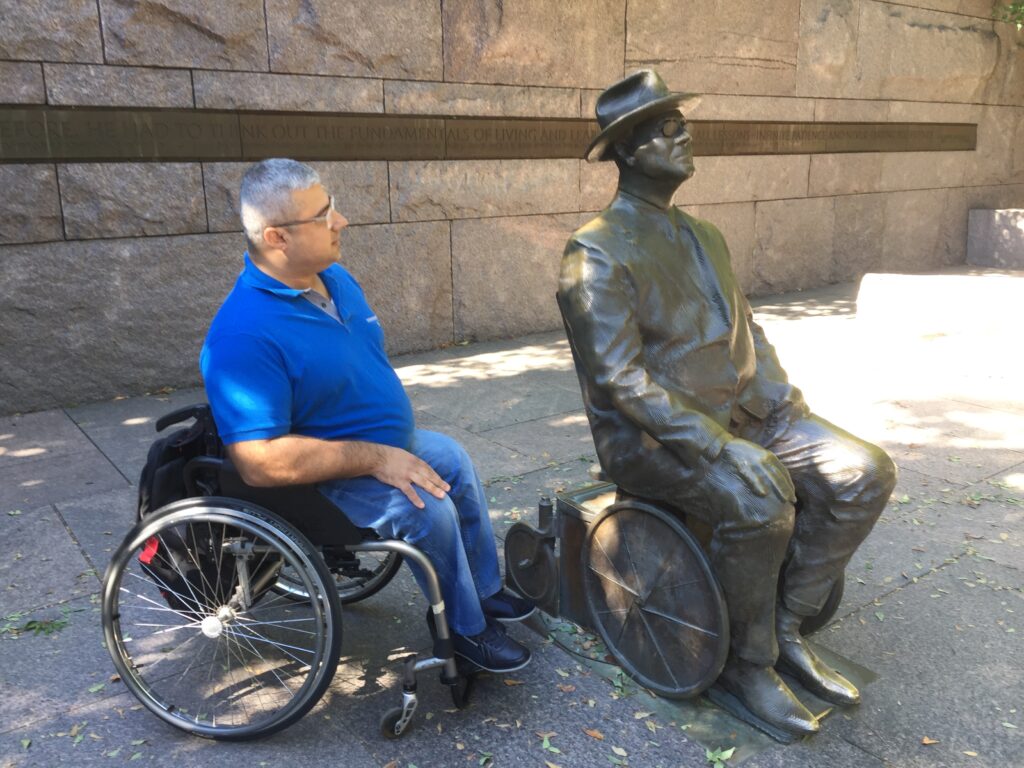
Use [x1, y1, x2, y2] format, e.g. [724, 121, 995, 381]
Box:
[481, 588, 537, 623]
[452, 619, 532, 673]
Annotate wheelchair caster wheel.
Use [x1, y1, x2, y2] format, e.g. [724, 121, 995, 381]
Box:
[449, 674, 475, 710]
[380, 706, 413, 739]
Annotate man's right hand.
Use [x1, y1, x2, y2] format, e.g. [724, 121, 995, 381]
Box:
[717, 439, 796, 503]
[370, 445, 451, 509]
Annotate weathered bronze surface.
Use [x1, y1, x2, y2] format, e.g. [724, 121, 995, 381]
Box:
[558, 70, 897, 741]
[0, 105, 975, 163]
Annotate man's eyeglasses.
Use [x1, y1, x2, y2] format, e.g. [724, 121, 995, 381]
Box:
[271, 196, 336, 229]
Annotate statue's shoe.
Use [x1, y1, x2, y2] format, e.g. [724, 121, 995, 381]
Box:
[776, 608, 861, 706]
[717, 660, 820, 738]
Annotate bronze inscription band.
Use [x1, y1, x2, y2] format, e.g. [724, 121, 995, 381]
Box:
[0, 106, 976, 163]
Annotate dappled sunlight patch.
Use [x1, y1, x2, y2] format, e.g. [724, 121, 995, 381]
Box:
[550, 413, 589, 428]
[9, 447, 47, 459]
[19, 479, 44, 488]
[120, 417, 152, 427]
[397, 342, 574, 389]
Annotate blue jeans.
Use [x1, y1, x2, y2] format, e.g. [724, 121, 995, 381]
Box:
[318, 429, 501, 636]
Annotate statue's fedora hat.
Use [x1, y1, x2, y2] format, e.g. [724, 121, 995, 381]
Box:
[585, 70, 699, 163]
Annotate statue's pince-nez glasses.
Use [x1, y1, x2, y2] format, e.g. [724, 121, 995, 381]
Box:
[271, 195, 336, 229]
[658, 116, 686, 138]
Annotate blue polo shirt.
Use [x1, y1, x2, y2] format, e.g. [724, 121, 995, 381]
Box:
[200, 254, 415, 448]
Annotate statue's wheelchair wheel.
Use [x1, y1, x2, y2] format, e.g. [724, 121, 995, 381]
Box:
[583, 500, 728, 699]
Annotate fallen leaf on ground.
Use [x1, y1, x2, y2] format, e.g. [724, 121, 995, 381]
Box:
[921, 736, 939, 745]
[557, 684, 576, 693]
[612, 746, 628, 756]
[544, 761, 562, 768]
[963, 751, 978, 757]
[584, 728, 605, 740]
[503, 679, 524, 687]
[633, 711, 653, 719]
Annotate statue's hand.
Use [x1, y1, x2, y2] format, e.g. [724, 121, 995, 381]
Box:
[717, 440, 796, 503]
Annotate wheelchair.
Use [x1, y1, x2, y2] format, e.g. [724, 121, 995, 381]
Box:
[503, 296, 845, 709]
[101, 404, 471, 742]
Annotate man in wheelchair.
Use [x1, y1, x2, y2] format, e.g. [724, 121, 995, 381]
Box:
[199, 158, 534, 674]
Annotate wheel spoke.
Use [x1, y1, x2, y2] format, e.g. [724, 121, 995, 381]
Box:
[639, 604, 719, 638]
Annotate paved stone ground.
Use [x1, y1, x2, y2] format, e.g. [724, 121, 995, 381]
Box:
[1, 267, 1021, 768]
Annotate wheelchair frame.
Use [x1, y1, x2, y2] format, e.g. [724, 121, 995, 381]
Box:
[101, 405, 470, 741]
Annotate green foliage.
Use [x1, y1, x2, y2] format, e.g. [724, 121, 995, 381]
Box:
[997, 2, 1024, 29]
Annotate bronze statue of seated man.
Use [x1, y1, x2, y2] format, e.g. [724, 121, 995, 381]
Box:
[559, 70, 897, 738]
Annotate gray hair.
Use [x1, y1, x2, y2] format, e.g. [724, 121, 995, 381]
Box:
[239, 158, 321, 249]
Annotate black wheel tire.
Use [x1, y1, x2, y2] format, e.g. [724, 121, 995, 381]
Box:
[102, 497, 342, 741]
[800, 573, 845, 636]
[583, 500, 729, 699]
[450, 674, 474, 710]
[379, 706, 410, 739]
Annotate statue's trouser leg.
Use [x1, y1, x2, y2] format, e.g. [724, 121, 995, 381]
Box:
[763, 414, 898, 616]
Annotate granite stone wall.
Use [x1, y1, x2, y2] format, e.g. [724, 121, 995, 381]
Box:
[1, 0, 1022, 413]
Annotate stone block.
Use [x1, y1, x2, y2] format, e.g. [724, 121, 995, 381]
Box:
[798, 0, 1005, 103]
[0, 62, 44, 104]
[203, 161, 390, 233]
[964, 106, 1024, 187]
[389, 159, 580, 222]
[627, 0, 801, 96]
[0, 454, 127, 520]
[813, 98, 889, 122]
[268, 0, 441, 80]
[193, 71, 382, 112]
[751, 197, 835, 295]
[0, 165, 63, 246]
[0, 0, 102, 63]
[59, 163, 206, 239]
[0, 411, 94, 470]
[832, 193, 885, 283]
[444, 0, 625, 88]
[452, 213, 587, 341]
[886, 100, 981, 123]
[967, 209, 1024, 268]
[340, 222, 453, 354]
[99, 0, 268, 70]
[795, 0, 862, 99]
[580, 161, 619, 212]
[43, 63, 194, 108]
[581, 89, 603, 119]
[0, 234, 241, 414]
[0, 505, 95, 615]
[879, 150, 968, 191]
[384, 81, 579, 118]
[880, 188, 950, 271]
[680, 202, 757, 295]
[808, 153, 884, 197]
[674, 155, 810, 206]
[898, 0, 1003, 16]
[687, 94, 815, 123]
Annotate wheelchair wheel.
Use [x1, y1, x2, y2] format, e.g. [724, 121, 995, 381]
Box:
[102, 497, 342, 741]
[583, 500, 728, 699]
[273, 549, 402, 605]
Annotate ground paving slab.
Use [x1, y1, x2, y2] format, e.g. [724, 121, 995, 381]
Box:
[1, 267, 1021, 767]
